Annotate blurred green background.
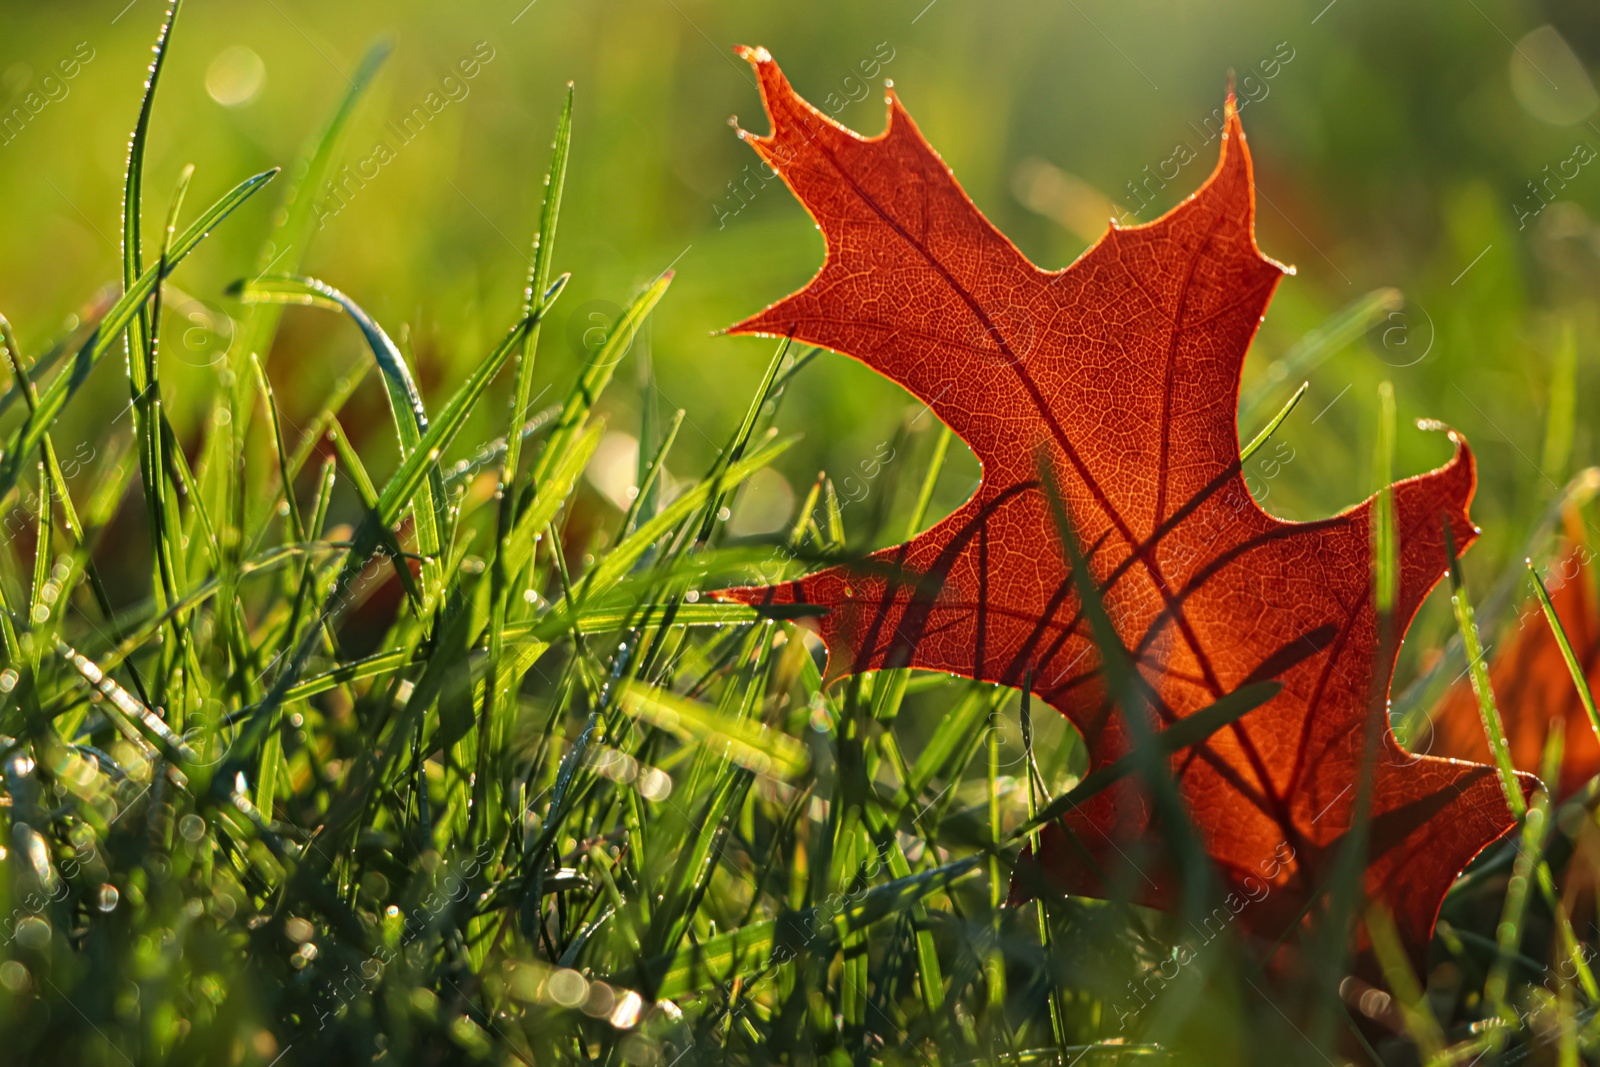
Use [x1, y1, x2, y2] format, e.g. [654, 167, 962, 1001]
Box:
[3, 0, 1598, 651]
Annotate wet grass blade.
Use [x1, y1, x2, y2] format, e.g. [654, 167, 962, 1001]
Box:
[1528, 560, 1600, 749]
[122, 0, 182, 392]
[0, 167, 278, 497]
[1444, 525, 1526, 817]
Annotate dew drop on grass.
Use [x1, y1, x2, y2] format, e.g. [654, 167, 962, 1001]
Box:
[96, 884, 120, 912]
[684, 590, 699, 603]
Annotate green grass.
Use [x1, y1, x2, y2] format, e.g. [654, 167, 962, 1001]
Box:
[4, 6, 1600, 1066]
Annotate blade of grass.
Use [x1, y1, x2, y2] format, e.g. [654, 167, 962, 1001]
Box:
[642, 856, 980, 1000]
[1541, 320, 1577, 486]
[234, 40, 390, 370]
[1239, 380, 1307, 464]
[530, 271, 672, 493]
[1394, 467, 1600, 735]
[617, 682, 807, 779]
[479, 87, 574, 841]
[1013, 680, 1282, 840]
[1365, 903, 1446, 1060]
[1238, 287, 1401, 422]
[234, 272, 450, 605]
[693, 338, 790, 548]
[0, 167, 279, 497]
[1528, 560, 1600, 749]
[1038, 450, 1218, 920]
[122, 0, 182, 397]
[1444, 527, 1525, 817]
[1311, 380, 1400, 1049]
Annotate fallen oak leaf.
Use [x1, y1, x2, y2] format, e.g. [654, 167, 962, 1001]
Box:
[711, 47, 1535, 956]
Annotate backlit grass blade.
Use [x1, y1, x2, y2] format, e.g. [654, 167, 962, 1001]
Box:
[235, 274, 431, 439]
[1240, 379, 1306, 464]
[906, 423, 953, 537]
[528, 270, 672, 493]
[282, 362, 371, 486]
[612, 408, 685, 546]
[1444, 525, 1525, 817]
[476, 85, 576, 836]
[1365, 904, 1446, 1060]
[693, 337, 790, 548]
[1393, 466, 1600, 735]
[0, 315, 91, 581]
[26, 462, 52, 673]
[373, 275, 569, 530]
[1528, 560, 1600, 749]
[0, 292, 110, 422]
[122, 0, 182, 391]
[235, 272, 451, 601]
[131, 168, 195, 638]
[500, 81, 571, 507]
[1541, 319, 1577, 484]
[645, 764, 756, 962]
[558, 434, 796, 605]
[902, 684, 999, 806]
[1373, 381, 1397, 614]
[1238, 287, 1401, 422]
[0, 167, 279, 497]
[1021, 681, 1070, 1055]
[617, 682, 807, 779]
[234, 40, 391, 369]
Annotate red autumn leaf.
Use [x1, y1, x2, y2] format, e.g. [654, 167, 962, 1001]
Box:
[1425, 537, 1600, 798]
[713, 46, 1535, 953]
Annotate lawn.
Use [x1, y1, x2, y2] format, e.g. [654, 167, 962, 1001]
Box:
[2, 2, 1600, 1065]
